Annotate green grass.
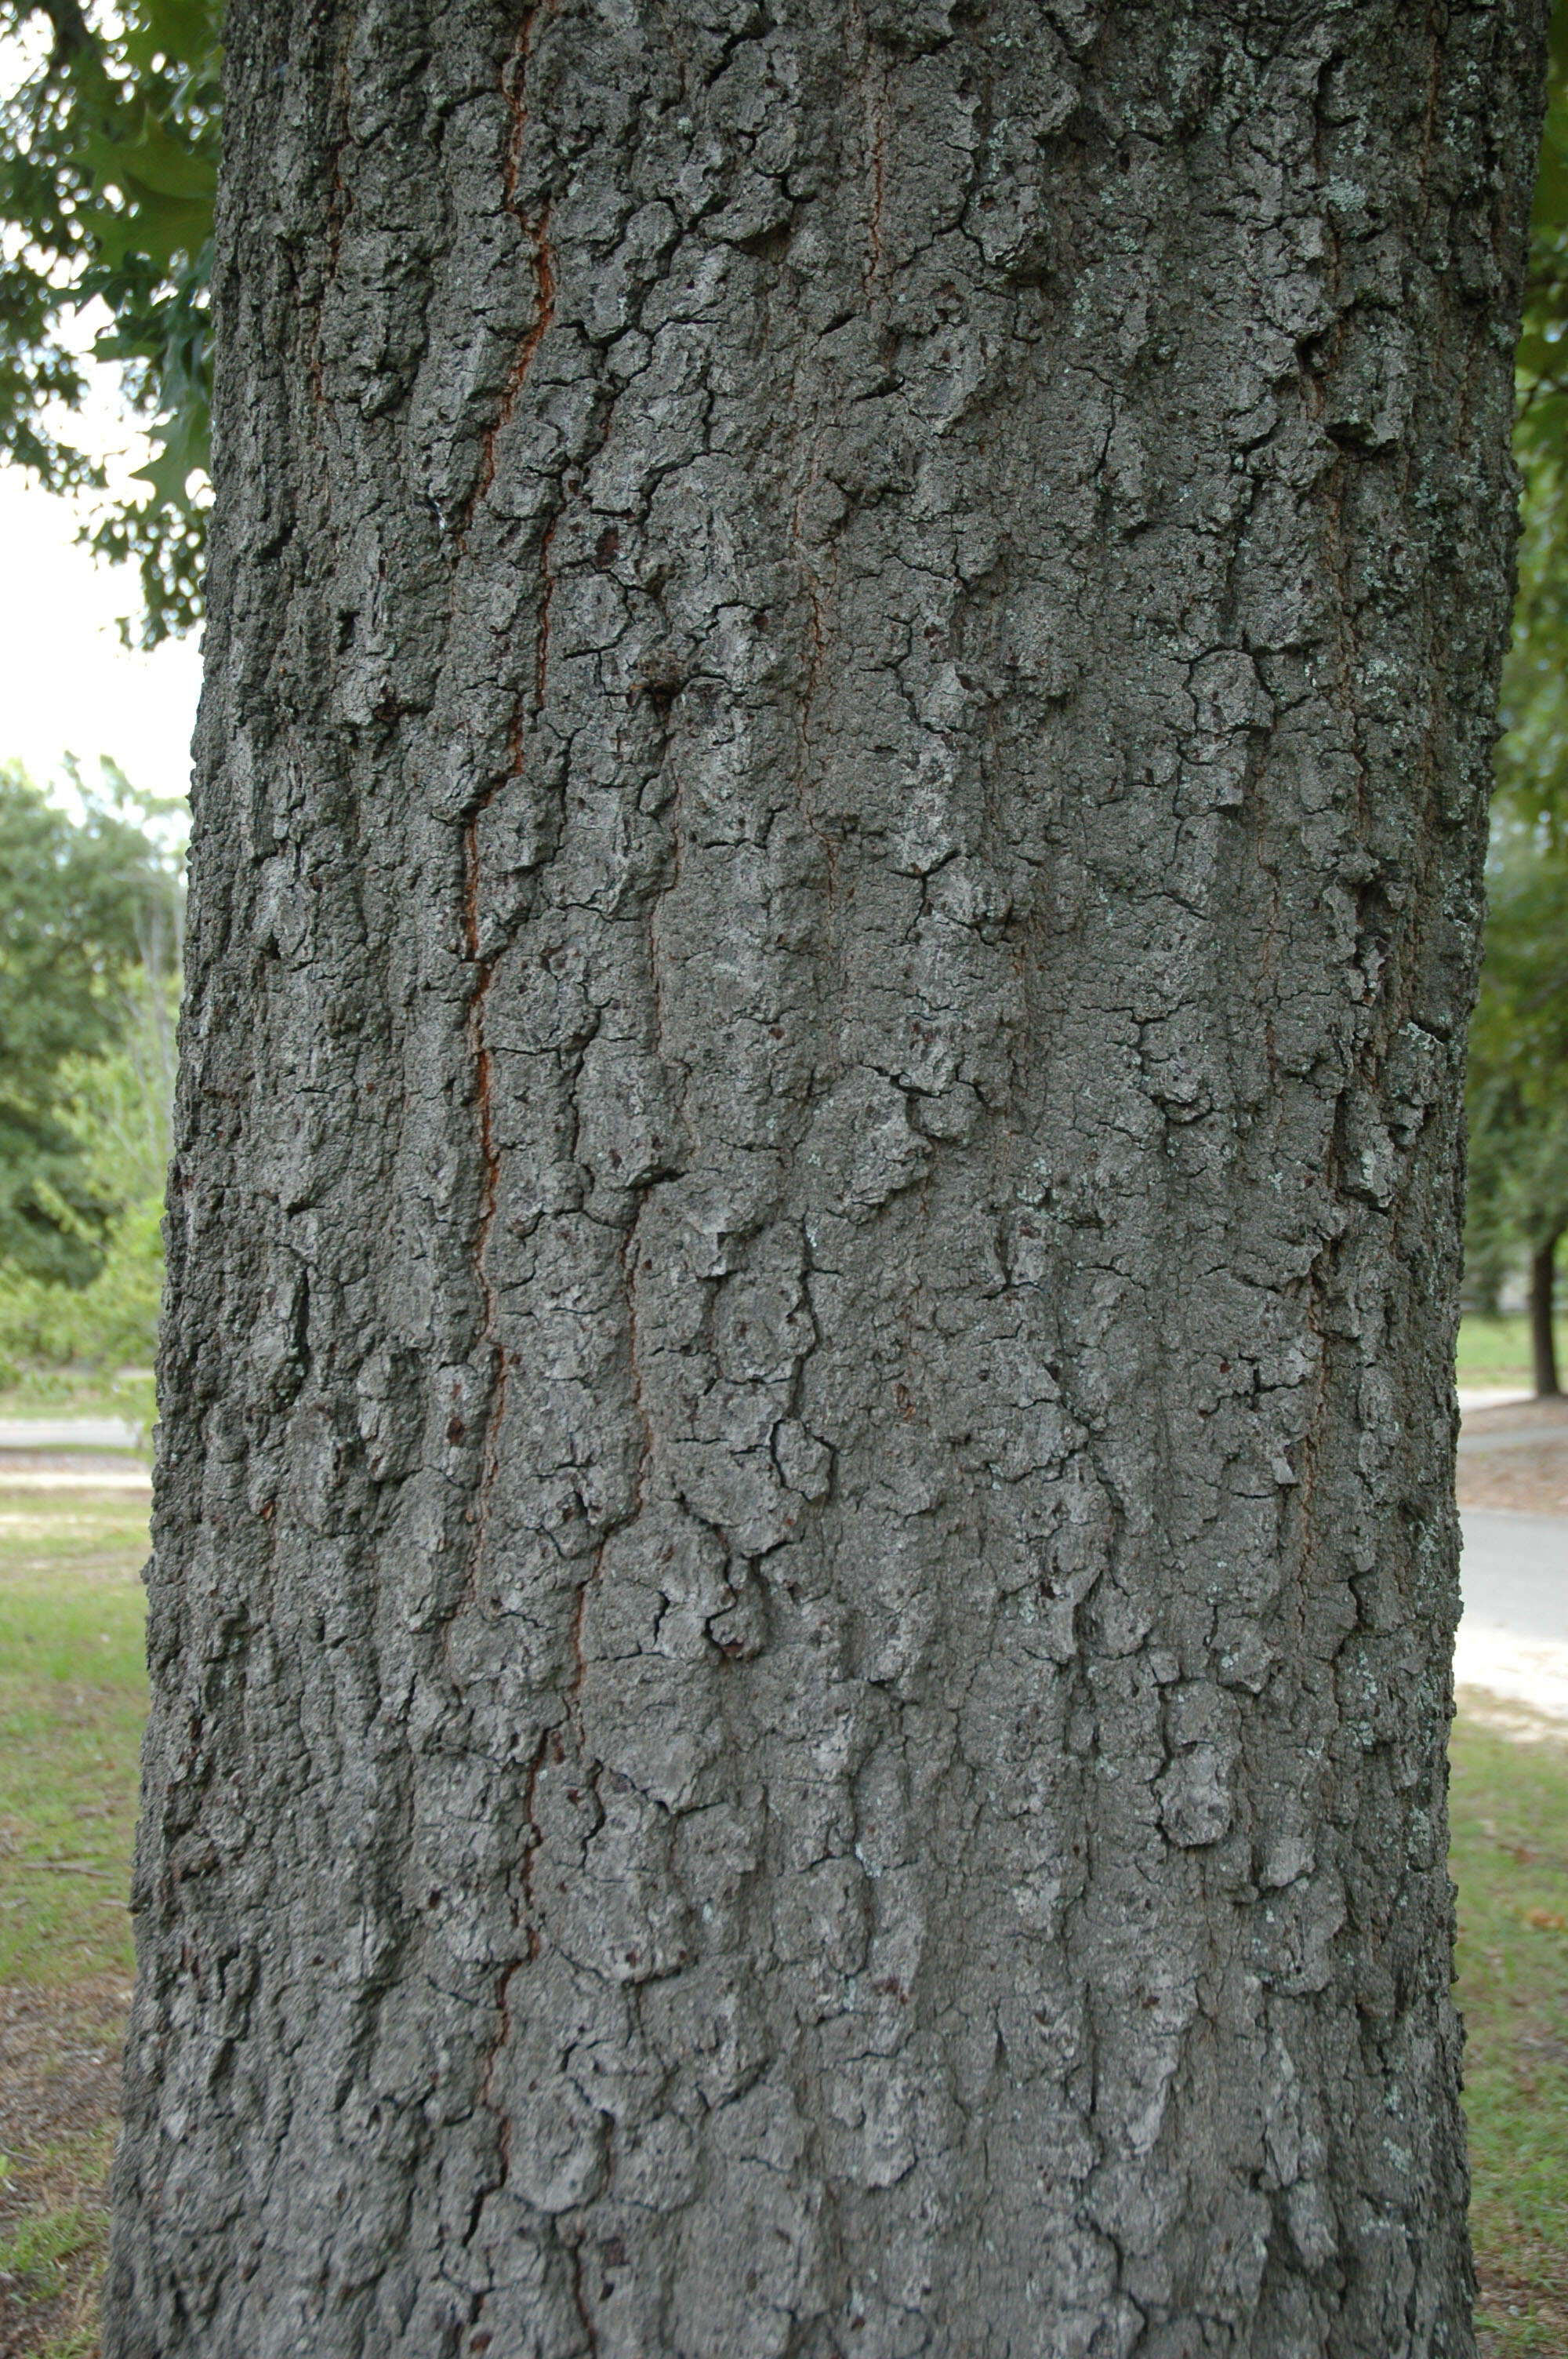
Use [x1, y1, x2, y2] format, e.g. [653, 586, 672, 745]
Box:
[0, 1491, 145, 2356]
[1451, 1712, 1568, 2353]
[0, 1492, 148, 1983]
[0, 2205, 106, 2309]
[1456, 1313, 1566, 1394]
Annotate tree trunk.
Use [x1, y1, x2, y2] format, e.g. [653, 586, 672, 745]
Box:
[1530, 1237, 1561, 1398]
[107, 5, 1544, 2354]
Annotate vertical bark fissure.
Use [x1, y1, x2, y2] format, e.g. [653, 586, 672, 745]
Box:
[459, 9, 564, 1622]
[462, 800, 506, 1555]
[465, 5, 557, 536]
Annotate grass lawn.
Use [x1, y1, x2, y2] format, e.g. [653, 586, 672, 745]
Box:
[0, 1489, 146, 2359]
[0, 1369, 155, 1452]
[0, 1490, 1564, 2353]
[1453, 1708, 1568, 2353]
[1457, 1313, 1568, 1395]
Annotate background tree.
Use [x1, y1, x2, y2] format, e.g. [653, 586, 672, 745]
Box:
[0, 0, 218, 644]
[107, 5, 1544, 2356]
[1465, 837, 1568, 1392]
[0, 760, 177, 1287]
[1467, 0, 1568, 1392]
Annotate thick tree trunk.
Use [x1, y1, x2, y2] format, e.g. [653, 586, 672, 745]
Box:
[107, 5, 1543, 2354]
[1530, 1237, 1561, 1398]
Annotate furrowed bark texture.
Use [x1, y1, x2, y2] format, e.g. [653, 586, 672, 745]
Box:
[108, 5, 1543, 2354]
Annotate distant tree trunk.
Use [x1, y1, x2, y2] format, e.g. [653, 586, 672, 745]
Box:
[107, 5, 1544, 2354]
[1530, 1236, 1561, 1397]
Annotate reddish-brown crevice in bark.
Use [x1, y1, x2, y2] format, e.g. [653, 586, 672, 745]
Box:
[460, 504, 557, 1619]
[517, 1725, 550, 1964]
[477, 1968, 517, 2117]
[465, 8, 558, 535]
[470, 210, 556, 525]
[569, 2237, 601, 2357]
[462, 1975, 519, 2292]
[503, 5, 543, 203]
[466, 1721, 550, 2261]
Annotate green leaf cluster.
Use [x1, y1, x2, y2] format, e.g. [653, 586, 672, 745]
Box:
[0, 0, 218, 645]
[0, 761, 180, 1291]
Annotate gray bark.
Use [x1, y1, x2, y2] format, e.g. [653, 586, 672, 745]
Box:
[107, 4, 1544, 2354]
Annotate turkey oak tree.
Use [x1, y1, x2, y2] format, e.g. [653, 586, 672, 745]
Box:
[108, 3, 1544, 2354]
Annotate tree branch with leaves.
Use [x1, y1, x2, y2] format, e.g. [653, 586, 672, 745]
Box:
[0, 0, 216, 644]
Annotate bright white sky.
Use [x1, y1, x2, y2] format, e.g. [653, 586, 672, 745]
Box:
[0, 22, 201, 814]
[0, 340, 203, 812]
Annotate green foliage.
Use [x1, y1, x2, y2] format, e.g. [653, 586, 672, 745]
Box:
[1466, 826, 1568, 1299]
[0, 1160, 166, 1374]
[1466, 0, 1568, 1303]
[1499, 0, 1568, 831]
[0, 0, 219, 644]
[1512, 2, 1568, 497]
[0, 761, 179, 1297]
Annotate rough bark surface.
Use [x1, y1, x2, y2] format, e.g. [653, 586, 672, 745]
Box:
[107, 5, 1544, 2354]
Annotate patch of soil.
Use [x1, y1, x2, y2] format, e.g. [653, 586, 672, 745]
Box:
[1475, 2254, 1568, 2357]
[0, 1977, 129, 2359]
[1457, 1398, 1568, 1514]
[1463, 1395, 1568, 1434]
[1457, 1439, 1568, 1515]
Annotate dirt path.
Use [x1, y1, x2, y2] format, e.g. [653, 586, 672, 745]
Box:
[1457, 1395, 1568, 1517]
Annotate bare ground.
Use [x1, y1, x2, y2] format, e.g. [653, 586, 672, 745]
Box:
[1457, 1395, 1568, 1516]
